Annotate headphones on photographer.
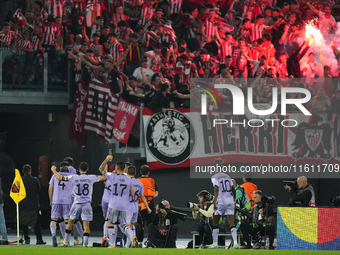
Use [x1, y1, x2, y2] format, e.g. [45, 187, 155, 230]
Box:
[197, 190, 214, 202]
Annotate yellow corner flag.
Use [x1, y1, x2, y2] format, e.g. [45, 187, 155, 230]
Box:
[10, 169, 26, 204]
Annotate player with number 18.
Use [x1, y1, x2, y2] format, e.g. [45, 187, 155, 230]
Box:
[51, 160, 107, 247]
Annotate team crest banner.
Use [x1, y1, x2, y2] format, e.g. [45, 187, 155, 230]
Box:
[112, 99, 140, 144]
[143, 107, 340, 176]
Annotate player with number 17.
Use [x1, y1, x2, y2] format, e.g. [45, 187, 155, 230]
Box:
[51, 160, 107, 247]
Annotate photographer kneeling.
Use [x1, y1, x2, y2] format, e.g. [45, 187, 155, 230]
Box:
[191, 190, 214, 248]
[284, 176, 315, 207]
[147, 200, 178, 248]
[240, 190, 275, 249]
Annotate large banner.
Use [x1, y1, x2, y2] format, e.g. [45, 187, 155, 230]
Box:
[143, 107, 340, 171]
[69, 80, 89, 145]
[84, 78, 118, 143]
[112, 99, 140, 144]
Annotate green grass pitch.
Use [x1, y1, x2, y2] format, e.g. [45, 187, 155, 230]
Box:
[0, 247, 339, 255]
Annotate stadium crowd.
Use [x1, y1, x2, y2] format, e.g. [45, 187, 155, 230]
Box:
[2, 0, 340, 114]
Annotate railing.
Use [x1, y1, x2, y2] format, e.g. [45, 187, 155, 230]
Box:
[0, 50, 70, 106]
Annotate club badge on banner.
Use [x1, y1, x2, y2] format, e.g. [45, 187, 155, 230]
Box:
[143, 108, 340, 171]
[112, 99, 140, 144]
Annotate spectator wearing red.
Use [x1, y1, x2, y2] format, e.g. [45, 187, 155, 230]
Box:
[33, 1, 48, 26]
[0, 23, 17, 64]
[241, 0, 261, 21]
[103, 32, 124, 70]
[111, 6, 131, 26]
[41, 15, 61, 83]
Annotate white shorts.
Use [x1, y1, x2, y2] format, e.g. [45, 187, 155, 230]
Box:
[69, 202, 93, 221]
[107, 208, 127, 224]
[213, 199, 234, 216]
[126, 210, 138, 224]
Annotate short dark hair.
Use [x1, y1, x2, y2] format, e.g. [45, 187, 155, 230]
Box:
[160, 82, 170, 92]
[23, 164, 32, 174]
[256, 15, 264, 19]
[34, 1, 43, 9]
[129, 76, 137, 81]
[60, 161, 70, 167]
[130, 32, 139, 39]
[117, 20, 128, 27]
[108, 32, 117, 38]
[63, 157, 74, 166]
[242, 18, 250, 25]
[116, 161, 126, 171]
[243, 173, 253, 182]
[140, 165, 150, 175]
[179, 54, 188, 60]
[127, 165, 136, 175]
[79, 162, 89, 172]
[96, 16, 103, 20]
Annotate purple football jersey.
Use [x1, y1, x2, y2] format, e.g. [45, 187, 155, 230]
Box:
[49, 172, 74, 205]
[65, 174, 100, 203]
[128, 178, 144, 210]
[67, 166, 77, 174]
[211, 172, 233, 203]
[105, 173, 132, 211]
[101, 180, 112, 204]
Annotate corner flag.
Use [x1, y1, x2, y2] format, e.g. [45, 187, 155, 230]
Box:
[10, 169, 26, 204]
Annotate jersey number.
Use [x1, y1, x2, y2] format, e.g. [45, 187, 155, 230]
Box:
[75, 183, 89, 196]
[130, 190, 139, 202]
[220, 180, 231, 193]
[58, 181, 65, 190]
[113, 183, 127, 197]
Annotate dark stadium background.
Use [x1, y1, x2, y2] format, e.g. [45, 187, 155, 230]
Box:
[0, 110, 339, 237]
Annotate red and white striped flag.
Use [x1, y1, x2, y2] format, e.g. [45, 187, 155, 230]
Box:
[84, 78, 119, 143]
[13, 9, 27, 27]
[83, 0, 96, 27]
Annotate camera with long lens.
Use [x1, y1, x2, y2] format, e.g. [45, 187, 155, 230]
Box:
[330, 196, 340, 206]
[283, 180, 297, 188]
[261, 195, 276, 204]
[159, 201, 187, 221]
[187, 202, 196, 209]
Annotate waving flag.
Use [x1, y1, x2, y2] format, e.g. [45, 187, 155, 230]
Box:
[84, 0, 96, 27]
[10, 169, 26, 204]
[13, 9, 27, 27]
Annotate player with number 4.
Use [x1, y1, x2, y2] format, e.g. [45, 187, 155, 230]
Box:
[208, 168, 239, 249]
[49, 161, 74, 247]
[51, 160, 107, 247]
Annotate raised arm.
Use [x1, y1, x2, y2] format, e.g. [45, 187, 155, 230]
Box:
[306, 2, 320, 16]
[51, 166, 62, 181]
[99, 155, 113, 175]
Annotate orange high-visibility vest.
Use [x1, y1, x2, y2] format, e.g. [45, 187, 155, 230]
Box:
[241, 182, 258, 208]
[138, 177, 156, 210]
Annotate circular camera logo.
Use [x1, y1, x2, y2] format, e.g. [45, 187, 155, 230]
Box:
[145, 109, 195, 164]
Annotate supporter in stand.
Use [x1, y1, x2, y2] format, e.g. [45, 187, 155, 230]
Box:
[0, 0, 338, 117]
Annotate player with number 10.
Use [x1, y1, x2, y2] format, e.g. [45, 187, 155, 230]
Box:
[209, 169, 239, 249]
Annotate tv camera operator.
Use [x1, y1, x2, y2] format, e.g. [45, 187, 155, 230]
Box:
[189, 190, 214, 248]
[284, 176, 315, 207]
[240, 190, 275, 249]
[147, 200, 179, 248]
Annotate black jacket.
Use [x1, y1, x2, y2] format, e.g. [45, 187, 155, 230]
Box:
[20, 175, 40, 211]
[153, 210, 178, 229]
[149, 91, 173, 113]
